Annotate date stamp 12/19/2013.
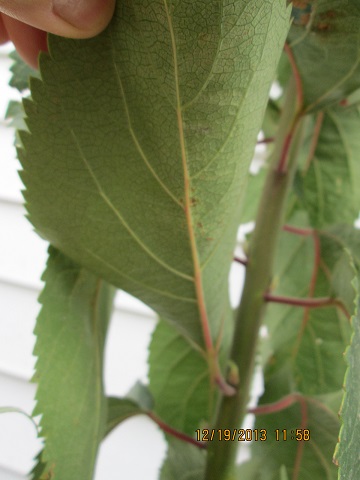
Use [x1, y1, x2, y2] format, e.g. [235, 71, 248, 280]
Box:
[195, 428, 311, 442]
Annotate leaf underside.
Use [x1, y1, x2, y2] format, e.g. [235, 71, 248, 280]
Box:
[19, 0, 290, 348]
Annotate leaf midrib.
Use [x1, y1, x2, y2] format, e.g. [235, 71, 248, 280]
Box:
[164, 0, 212, 352]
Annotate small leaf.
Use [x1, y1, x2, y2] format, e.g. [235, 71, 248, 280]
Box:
[334, 276, 360, 478]
[160, 439, 206, 480]
[105, 382, 153, 436]
[288, 0, 360, 111]
[106, 397, 145, 437]
[32, 246, 115, 479]
[126, 381, 154, 411]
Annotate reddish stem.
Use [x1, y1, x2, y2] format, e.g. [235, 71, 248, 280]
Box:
[147, 411, 207, 450]
[276, 127, 295, 173]
[257, 137, 274, 145]
[283, 224, 313, 236]
[234, 256, 248, 266]
[284, 42, 304, 111]
[249, 392, 304, 416]
[264, 292, 348, 316]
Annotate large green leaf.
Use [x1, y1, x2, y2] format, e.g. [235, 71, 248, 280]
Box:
[148, 319, 214, 436]
[19, 1, 290, 348]
[288, 1, 360, 112]
[298, 106, 360, 227]
[31, 247, 115, 479]
[334, 277, 360, 479]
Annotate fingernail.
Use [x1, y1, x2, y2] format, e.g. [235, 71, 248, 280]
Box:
[52, 0, 105, 31]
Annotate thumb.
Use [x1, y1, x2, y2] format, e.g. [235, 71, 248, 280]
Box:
[0, 0, 116, 39]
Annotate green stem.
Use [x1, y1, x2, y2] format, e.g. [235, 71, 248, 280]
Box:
[204, 78, 304, 480]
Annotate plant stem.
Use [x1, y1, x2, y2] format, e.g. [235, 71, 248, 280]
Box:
[204, 77, 304, 480]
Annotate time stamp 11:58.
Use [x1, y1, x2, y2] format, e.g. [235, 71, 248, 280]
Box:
[195, 428, 311, 442]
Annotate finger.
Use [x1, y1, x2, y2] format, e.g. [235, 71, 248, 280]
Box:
[2, 15, 47, 68]
[0, 13, 10, 44]
[0, 0, 115, 39]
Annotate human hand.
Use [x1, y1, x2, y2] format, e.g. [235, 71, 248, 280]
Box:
[0, 0, 116, 68]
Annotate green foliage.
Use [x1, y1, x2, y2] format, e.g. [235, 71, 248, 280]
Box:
[31, 247, 115, 479]
[4, 0, 360, 479]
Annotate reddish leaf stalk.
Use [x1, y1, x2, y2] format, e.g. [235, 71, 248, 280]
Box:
[276, 43, 304, 173]
[276, 125, 297, 173]
[283, 224, 313, 236]
[284, 42, 304, 111]
[234, 256, 248, 266]
[264, 293, 338, 309]
[249, 392, 305, 416]
[257, 137, 274, 145]
[147, 411, 207, 450]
